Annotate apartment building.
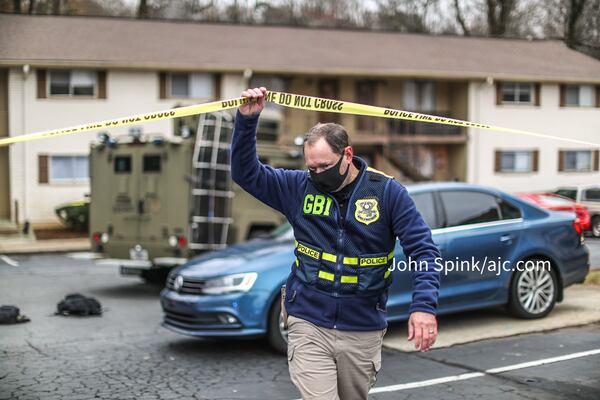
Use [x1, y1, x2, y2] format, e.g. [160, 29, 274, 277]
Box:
[0, 13, 599, 224]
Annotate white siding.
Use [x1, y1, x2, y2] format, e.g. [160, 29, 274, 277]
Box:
[7, 68, 230, 223]
[467, 81, 600, 193]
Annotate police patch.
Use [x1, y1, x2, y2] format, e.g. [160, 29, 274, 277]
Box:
[354, 198, 380, 225]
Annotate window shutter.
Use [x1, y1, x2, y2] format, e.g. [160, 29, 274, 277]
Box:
[559, 85, 565, 107]
[37, 69, 47, 99]
[558, 150, 565, 172]
[534, 83, 540, 106]
[532, 150, 539, 172]
[494, 150, 502, 172]
[97, 70, 107, 99]
[495, 82, 502, 105]
[38, 155, 48, 183]
[594, 150, 599, 171]
[159, 72, 167, 99]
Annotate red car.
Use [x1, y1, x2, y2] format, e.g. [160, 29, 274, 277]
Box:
[516, 192, 591, 234]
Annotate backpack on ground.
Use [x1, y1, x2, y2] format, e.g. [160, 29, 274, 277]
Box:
[0, 305, 31, 324]
[56, 293, 102, 316]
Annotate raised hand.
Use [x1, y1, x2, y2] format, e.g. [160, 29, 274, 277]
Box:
[239, 87, 267, 116]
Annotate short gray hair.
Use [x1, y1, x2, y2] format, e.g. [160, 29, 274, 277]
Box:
[303, 123, 350, 155]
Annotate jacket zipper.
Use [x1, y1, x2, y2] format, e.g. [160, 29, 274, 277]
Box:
[311, 159, 367, 329]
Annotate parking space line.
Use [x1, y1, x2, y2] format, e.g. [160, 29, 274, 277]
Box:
[0, 255, 19, 267]
[367, 348, 600, 395]
[485, 348, 600, 374]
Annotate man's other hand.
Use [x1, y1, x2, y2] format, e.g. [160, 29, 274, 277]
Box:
[407, 311, 438, 352]
[239, 87, 267, 116]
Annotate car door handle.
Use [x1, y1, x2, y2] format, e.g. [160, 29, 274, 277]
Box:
[500, 234, 513, 244]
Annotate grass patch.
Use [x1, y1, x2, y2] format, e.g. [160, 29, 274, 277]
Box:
[584, 270, 600, 285]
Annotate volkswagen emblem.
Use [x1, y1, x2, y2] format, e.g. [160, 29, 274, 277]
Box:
[173, 275, 184, 292]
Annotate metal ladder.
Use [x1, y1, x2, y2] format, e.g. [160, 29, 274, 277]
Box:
[188, 111, 234, 251]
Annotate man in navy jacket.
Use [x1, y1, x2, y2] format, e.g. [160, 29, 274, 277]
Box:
[232, 87, 441, 400]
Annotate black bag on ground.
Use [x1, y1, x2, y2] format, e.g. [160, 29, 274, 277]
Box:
[0, 305, 31, 324]
[56, 293, 102, 316]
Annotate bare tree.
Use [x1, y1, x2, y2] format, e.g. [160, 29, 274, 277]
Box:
[486, 0, 515, 35]
[374, 0, 434, 32]
[52, 0, 61, 14]
[565, 0, 586, 46]
[138, 0, 148, 18]
[453, 0, 471, 35]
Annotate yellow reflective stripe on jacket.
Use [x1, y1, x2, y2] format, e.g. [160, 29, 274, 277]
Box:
[340, 275, 358, 284]
[367, 166, 394, 179]
[295, 241, 394, 270]
[384, 269, 391, 279]
[322, 252, 337, 263]
[343, 257, 358, 265]
[318, 270, 335, 281]
[295, 258, 299, 267]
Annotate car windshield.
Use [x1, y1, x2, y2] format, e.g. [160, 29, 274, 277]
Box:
[270, 222, 294, 241]
[540, 195, 574, 207]
[554, 189, 577, 200]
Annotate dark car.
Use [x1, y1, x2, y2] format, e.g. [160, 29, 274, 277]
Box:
[160, 182, 590, 353]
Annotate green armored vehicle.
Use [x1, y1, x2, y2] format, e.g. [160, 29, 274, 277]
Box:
[89, 111, 302, 282]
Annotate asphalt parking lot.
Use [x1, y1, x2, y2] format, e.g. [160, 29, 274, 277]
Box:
[1, 244, 599, 400]
[586, 236, 600, 269]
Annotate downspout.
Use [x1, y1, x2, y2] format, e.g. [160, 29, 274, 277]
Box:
[21, 64, 29, 227]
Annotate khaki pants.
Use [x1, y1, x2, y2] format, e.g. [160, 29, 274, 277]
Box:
[287, 314, 386, 400]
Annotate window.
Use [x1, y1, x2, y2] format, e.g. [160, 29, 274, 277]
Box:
[559, 150, 595, 172]
[494, 150, 538, 173]
[497, 82, 537, 105]
[169, 72, 214, 98]
[403, 80, 436, 111]
[411, 192, 441, 229]
[143, 155, 161, 173]
[48, 70, 97, 97]
[440, 191, 501, 227]
[561, 84, 597, 107]
[498, 199, 522, 220]
[49, 155, 88, 183]
[583, 188, 600, 202]
[114, 156, 131, 174]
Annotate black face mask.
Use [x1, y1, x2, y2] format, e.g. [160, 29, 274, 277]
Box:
[310, 155, 350, 193]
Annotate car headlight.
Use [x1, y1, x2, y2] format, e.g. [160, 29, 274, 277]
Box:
[202, 272, 258, 295]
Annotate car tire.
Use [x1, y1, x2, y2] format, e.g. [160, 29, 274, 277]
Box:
[267, 296, 288, 355]
[592, 216, 600, 238]
[508, 258, 558, 319]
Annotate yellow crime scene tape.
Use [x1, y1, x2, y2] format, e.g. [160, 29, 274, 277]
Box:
[0, 91, 599, 147]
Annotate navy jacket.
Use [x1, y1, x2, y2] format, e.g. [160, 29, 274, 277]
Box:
[231, 110, 441, 330]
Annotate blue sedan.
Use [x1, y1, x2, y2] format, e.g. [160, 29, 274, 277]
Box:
[160, 182, 590, 353]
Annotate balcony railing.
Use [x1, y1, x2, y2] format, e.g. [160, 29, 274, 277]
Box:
[386, 110, 463, 136]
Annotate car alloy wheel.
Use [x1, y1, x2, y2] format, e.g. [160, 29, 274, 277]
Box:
[593, 217, 600, 238]
[516, 265, 555, 316]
